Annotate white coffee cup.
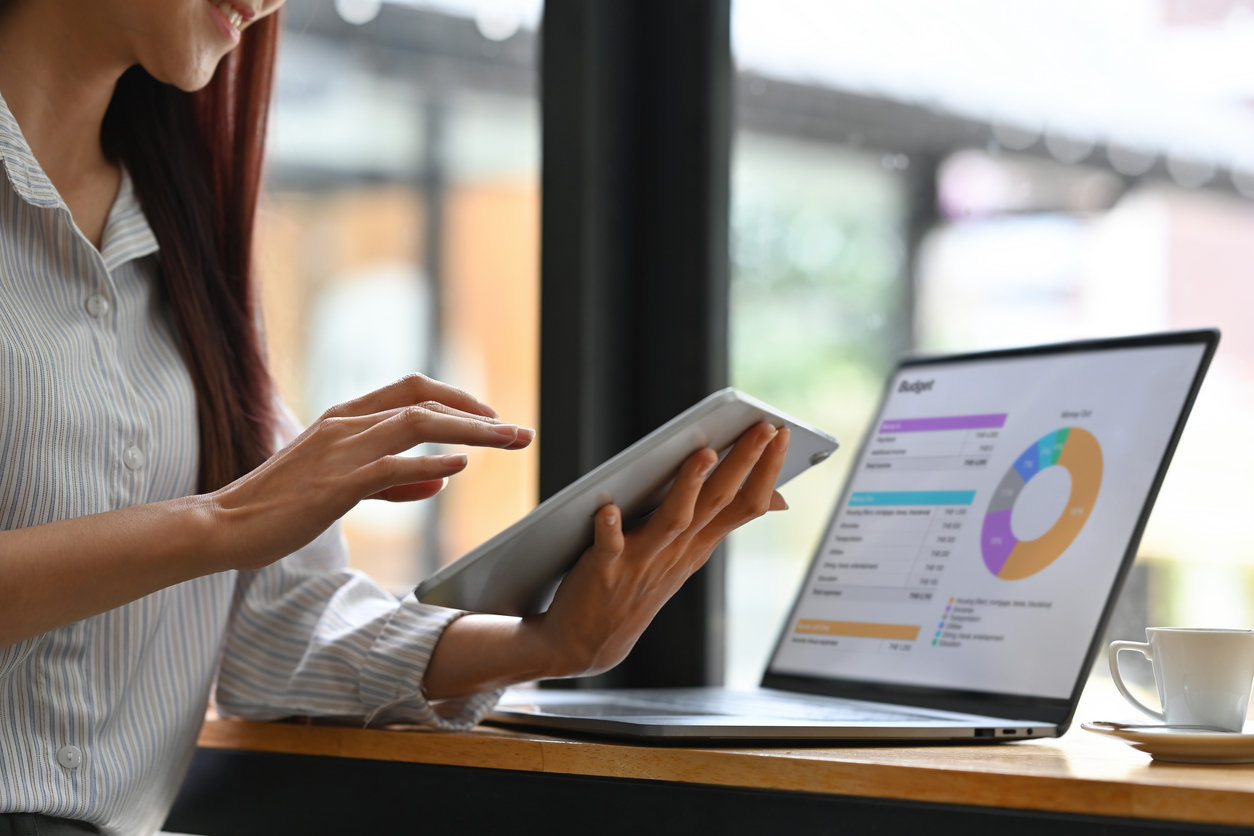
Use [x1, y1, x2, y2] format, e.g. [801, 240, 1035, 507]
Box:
[1109, 627, 1254, 732]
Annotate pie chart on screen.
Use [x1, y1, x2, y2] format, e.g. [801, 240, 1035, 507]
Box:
[980, 427, 1103, 581]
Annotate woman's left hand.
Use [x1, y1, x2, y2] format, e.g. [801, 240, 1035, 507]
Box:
[423, 423, 789, 697]
[532, 422, 789, 678]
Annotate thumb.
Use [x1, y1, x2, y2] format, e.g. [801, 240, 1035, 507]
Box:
[591, 504, 625, 558]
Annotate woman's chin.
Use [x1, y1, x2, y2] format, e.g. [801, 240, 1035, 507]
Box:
[143, 51, 229, 93]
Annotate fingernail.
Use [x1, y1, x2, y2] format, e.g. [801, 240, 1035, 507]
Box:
[758, 426, 779, 447]
[441, 454, 468, 467]
[493, 424, 519, 437]
[604, 513, 617, 526]
[777, 497, 790, 511]
[477, 401, 499, 418]
[516, 427, 536, 443]
[697, 459, 715, 477]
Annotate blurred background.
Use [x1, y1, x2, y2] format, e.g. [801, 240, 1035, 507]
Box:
[260, 0, 543, 591]
[262, 0, 1254, 693]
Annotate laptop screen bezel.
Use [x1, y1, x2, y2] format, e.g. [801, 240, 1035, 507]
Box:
[760, 329, 1220, 730]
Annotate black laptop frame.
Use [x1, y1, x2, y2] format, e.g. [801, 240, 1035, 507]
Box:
[760, 329, 1220, 733]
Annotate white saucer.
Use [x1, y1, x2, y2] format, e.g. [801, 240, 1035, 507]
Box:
[1082, 721, 1254, 763]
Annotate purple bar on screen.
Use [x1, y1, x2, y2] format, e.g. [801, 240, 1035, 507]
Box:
[878, 413, 1008, 434]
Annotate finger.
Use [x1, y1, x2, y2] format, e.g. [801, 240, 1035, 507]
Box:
[687, 423, 778, 528]
[323, 401, 526, 443]
[374, 401, 534, 445]
[368, 479, 447, 503]
[402, 400, 506, 423]
[589, 504, 625, 559]
[769, 491, 789, 511]
[649, 426, 781, 581]
[709, 427, 790, 532]
[324, 373, 496, 420]
[736, 427, 789, 506]
[357, 405, 533, 458]
[635, 448, 718, 553]
[502, 426, 537, 451]
[357, 453, 469, 497]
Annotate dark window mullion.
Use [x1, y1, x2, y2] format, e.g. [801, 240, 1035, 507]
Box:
[539, 0, 733, 688]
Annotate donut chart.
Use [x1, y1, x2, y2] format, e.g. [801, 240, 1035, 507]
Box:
[980, 427, 1103, 580]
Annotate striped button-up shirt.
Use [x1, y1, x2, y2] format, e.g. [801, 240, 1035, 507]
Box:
[0, 91, 499, 835]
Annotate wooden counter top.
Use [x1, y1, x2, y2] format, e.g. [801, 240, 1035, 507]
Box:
[198, 687, 1254, 829]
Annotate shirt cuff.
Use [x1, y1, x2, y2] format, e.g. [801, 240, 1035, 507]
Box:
[358, 596, 503, 730]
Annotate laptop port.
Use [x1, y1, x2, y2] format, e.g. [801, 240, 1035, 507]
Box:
[1003, 729, 1017, 735]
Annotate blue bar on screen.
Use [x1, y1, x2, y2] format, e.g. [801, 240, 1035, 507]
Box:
[848, 491, 976, 506]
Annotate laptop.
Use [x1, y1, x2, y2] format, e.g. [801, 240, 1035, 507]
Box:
[488, 330, 1219, 741]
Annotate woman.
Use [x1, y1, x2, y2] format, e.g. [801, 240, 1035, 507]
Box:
[0, 1, 789, 833]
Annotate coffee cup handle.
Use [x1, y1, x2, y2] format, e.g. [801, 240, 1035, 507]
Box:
[1108, 640, 1164, 722]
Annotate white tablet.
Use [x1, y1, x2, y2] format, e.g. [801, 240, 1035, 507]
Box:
[414, 388, 839, 616]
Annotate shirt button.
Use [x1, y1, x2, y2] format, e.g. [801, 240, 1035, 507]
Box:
[85, 294, 110, 318]
[56, 745, 82, 769]
[123, 446, 146, 471]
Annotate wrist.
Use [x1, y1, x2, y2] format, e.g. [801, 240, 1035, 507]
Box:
[515, 615, 564, 681]
[193, 490, 247, 574]
[423, 613, 557, 699]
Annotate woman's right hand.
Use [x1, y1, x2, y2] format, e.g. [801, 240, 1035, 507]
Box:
[210, 374, 534, 572]
[0, 373, 534, 646]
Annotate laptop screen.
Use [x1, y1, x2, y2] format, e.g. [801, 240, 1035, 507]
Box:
[766, 334, 1213, 703]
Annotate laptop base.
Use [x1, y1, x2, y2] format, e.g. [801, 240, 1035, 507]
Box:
[488, 687, 1059, 742]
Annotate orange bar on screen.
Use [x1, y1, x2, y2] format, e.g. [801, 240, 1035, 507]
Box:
[795, 619, 921, 641]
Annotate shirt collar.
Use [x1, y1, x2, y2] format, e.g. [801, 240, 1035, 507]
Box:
[0, 88, 62, 209]
[100, 169, 160, 271]
[0, 87, 160, 269]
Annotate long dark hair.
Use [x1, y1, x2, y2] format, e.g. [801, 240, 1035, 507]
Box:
[101, 17, 281, 492]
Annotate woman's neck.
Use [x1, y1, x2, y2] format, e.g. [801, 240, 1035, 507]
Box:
[0, 1, 130, 248]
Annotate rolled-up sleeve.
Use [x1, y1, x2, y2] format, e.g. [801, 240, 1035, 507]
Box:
[214, 522, 502, 729]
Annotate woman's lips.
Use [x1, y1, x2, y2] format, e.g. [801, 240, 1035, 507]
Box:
[211, 0, 245, 28]
[207, 0, 258, 42]
[206, 4, 240, 43]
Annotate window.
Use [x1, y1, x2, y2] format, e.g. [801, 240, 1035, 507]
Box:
[727, 0, 1254, 692]
[726, 132, 909, 688]
[260, 0, 542, 593]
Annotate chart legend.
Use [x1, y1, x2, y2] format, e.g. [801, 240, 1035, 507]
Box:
[933, 597, 955, 645]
